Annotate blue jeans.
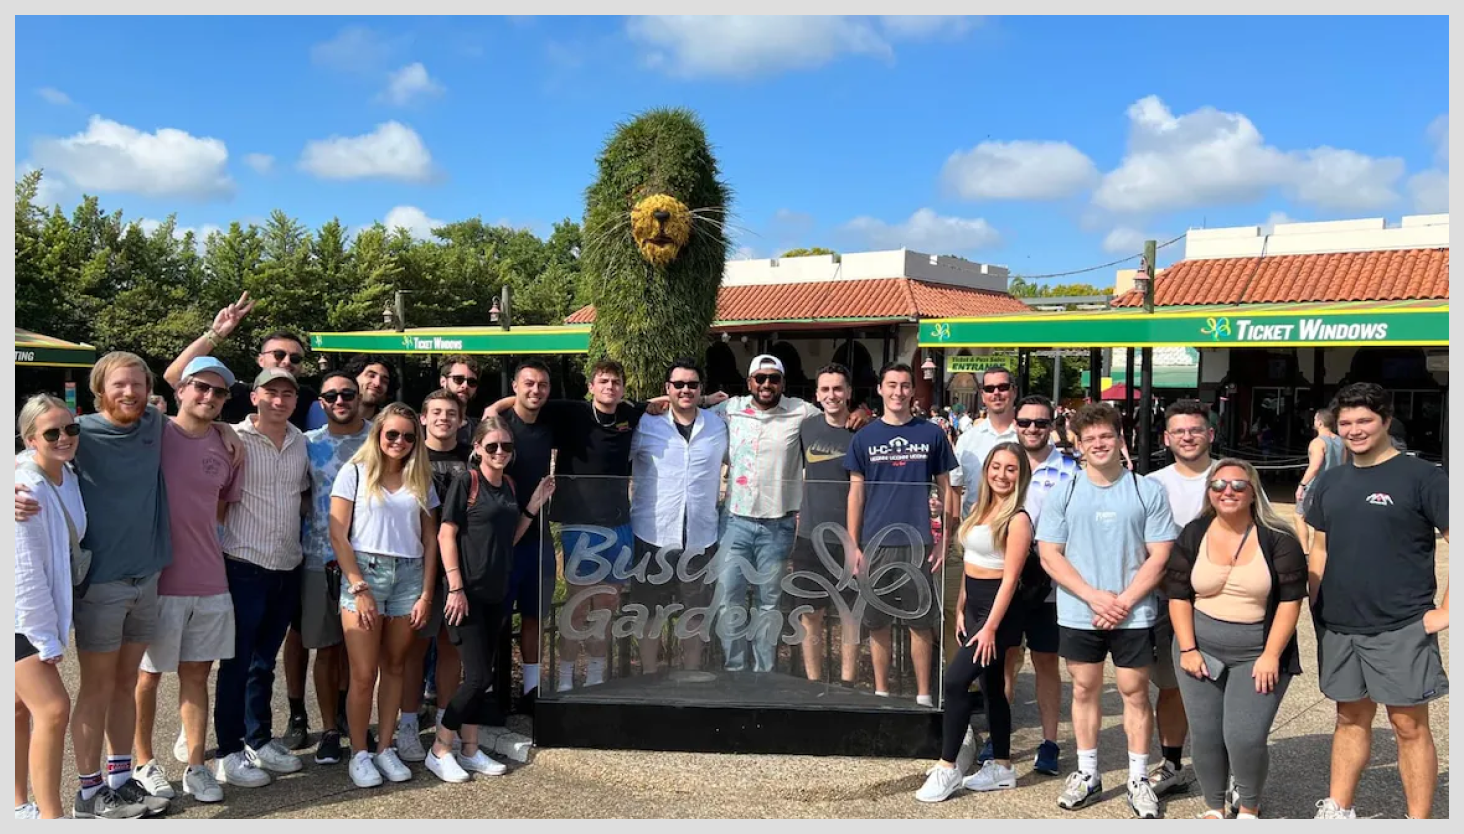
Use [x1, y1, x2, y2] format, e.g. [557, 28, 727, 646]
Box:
[714, 513, 796, 673]
[214, 559, 301, 757]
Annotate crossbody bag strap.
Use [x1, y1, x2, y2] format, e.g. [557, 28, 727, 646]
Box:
[19, 461, 81, 547]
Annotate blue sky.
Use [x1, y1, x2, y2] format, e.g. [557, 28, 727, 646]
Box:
[15, 15, 1450, 284]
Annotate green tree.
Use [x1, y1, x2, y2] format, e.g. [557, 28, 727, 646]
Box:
[780, 246, 836, 258]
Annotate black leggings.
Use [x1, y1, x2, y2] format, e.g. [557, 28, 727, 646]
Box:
[941, 577, 1020, 763]
[442, 597, 506, 732]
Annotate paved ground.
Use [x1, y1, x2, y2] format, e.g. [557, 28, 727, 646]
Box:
[46, 504, 1448, 819]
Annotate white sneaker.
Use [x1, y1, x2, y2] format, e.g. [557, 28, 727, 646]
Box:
[1149, 760, 1191, 796]
[246, 740, 303, 774]
[425, 749, 470, 783]
[215, 751, 271, 788]
[182, 765, 223, 803]
[373, 748, 412, 783]
[349, 752, 383, 789]
[394, 720, 427, 763]
[455, 749, 507, 777]
[962, 760, 1017, 792]
[954, 727, 978, 776]
[133, 760, 176, 799]
[1314, 798, 1356, 819]
[915, 765, 964, 802]
[15, 803, 40, 819]
[1128, 777, 1161, 819]
[172, 730, 189, 764]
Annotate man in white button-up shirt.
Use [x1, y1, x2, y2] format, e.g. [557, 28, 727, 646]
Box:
[627, 359, 729, 675]
[950, 366, 1019, 517]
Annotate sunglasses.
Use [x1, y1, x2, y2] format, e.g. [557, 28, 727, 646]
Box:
[480, 441, 515, 455]
[447, 375, 479, 388]
[320, 389, 359, 404]
[668, 380, 702, 390]
[187, 379, 231, 399]
[264, 349, 304, 365]
[41, 424, 82, 443]
[1208, 478, 1252, 493]
[982, 383, 1013, 394]
[752, 373, 783, 385]
[1016, 418, 1052, 429]
[383, 430, 417, 445]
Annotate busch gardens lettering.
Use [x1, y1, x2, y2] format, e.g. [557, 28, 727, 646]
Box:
[1234, 318, 1388, 343]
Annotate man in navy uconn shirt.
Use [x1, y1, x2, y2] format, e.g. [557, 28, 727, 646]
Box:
[846, 362, 956, 706]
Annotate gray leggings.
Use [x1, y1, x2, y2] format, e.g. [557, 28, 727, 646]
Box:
[1173, 610, 1292, 812]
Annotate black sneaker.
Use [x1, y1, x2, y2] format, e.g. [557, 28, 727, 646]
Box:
[314, 730, 345, 765]
[366, 728, 378, 754]
[514, 689, 536, 717]
[282, 714, 310, 750]
[72, 786, 147, 820]
[110, 779, 171, 817]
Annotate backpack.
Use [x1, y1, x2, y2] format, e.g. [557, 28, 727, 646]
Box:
[466, 469, 517, 507]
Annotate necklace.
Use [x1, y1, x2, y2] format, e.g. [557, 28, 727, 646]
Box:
[593, 407, 617, 427]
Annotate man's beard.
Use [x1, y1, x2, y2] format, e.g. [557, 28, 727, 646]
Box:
[328, 410, 358, 425]
[101, 393, 145, 425]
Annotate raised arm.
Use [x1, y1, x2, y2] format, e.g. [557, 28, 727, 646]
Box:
[164, 292, 253, 388]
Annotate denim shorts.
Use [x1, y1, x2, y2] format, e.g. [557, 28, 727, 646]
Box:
[562, 523, 636, 585]
[340, 553, 425, 618]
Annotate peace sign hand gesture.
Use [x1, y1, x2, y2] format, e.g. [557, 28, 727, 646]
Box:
[212, 292, 256, 340]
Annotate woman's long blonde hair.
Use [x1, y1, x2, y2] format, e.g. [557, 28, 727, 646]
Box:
[957, 441, 1032, 550]
[347, 402, 433, 509]
[1201, 457, 1294, 539]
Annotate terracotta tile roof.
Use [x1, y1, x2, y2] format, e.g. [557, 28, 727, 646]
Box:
[565, 278, 1028, 325]
[1113, 248, 1449, 308]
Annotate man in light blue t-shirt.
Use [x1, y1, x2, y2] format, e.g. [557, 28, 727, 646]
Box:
[1036, 404, 1176, 818]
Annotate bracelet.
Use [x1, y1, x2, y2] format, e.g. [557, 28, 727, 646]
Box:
[1180, 647, 1198, 654]
[204, 328, 220, 347]
[521, 507, 538, 520]
[448, 588, 465, 595]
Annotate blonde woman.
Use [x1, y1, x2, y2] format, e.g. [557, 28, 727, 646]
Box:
[917, 442, 1033, 802]
[1165, 457, 1306, 819]
[330, 403, 441, 789]
[14, 396, 92, 820]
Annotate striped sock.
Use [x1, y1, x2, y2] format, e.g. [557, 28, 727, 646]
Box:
[79, 771, 104, 800]
[104, 756, 132, 790]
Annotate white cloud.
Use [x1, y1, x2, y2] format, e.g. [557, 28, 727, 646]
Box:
[298, 122, 435, 182]
[32, 115, 233, 200]
[1426, 113, 1448, 166]
[137, 217, 223, 250]
[878, 15, 981, 39]
[311, 26, 401, 73]
[732, 245, 759, 260]
[380, 63, 444, 106]
[1100, 227, 1149, 254]
[627, 15, 974, 78]
[243, 153, 275, 174]
[1093, 95, 1404, 215]
[844, 208, 1000, 252]
[16, 162, 68, 207]
[382, 205, 445, 240]
[1408, 170, 1448, 214]
[37, 87, 71, 105]
[942, 140, 1099, 201]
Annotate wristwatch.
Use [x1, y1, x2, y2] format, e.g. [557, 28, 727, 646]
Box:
[348, 580, 371, 596]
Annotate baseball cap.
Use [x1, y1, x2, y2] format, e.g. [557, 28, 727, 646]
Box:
[253, 367, 299, 390]
[747, 354, 785, 377]
[181, 356, 237, 388]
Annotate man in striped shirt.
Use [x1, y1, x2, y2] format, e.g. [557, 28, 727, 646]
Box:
[212, 368, 313, 789]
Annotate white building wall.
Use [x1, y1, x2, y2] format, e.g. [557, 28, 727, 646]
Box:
[1183, 214, 1449, 261]
[723, 249, 1009, 292]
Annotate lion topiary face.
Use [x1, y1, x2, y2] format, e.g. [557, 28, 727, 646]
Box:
[582, 108, 732, 398]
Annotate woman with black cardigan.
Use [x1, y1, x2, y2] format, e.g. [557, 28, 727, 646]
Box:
[1165, 457, 1307, 819]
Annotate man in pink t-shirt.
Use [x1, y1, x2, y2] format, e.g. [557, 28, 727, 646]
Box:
[133, 358, 244, 804]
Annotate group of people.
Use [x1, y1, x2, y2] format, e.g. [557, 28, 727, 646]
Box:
[13, 288, 1449, 820]
[915, 368, 1448, 820]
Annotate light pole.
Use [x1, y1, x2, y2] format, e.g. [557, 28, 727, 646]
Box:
[491, 285, 512, 396]
[383, 289, 411, 403]
[1135, 242, 1157, 473]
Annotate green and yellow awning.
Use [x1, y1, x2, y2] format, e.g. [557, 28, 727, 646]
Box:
[920, 299, 1448, 350]
[309, 325, 592, 356]
[15, 328, 96, 368]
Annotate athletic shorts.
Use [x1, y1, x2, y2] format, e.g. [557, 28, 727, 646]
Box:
[1149, 603, 1179, 691]
[785, 537, 855, 613]
[1011, 598, 1060, 655]
[140, 593, 236, 673]
[73, 573, 161, 654]
[507, 535, 556, 621]
[860, 546, 941, 632]
[1318, 618, 1450, 707]
[298, 569, 344, 650]
[1058, 626, 1154, 669]
[15, 633, 39, 663]
[625, 537, 716, 611]
[562, 524, 635, 586]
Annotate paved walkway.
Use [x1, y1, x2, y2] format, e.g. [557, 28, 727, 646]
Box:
[50, 508, 1449, 819]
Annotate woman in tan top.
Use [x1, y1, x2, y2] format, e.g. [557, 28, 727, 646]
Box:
[1164, 458, 1307, 819]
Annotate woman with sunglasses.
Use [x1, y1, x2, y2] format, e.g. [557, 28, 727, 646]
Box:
[424, 417, 554, 782]
[917, 442, 1032, 802]
[14, 395, 85, 819]
[1164, 458, 1306, 819]
[330, 403, 441, 788]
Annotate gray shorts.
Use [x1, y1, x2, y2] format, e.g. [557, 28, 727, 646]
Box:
[1318, 618, 1449, 707]
[860, 546, 942, 632]
[140, 594, 235, 672]
[1150, 604, 1179, 691]
[74, 574, 160, 654]
[299, 569, 344, 650]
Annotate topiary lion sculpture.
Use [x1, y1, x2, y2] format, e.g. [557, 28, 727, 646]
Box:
[581, 108, 732, 399]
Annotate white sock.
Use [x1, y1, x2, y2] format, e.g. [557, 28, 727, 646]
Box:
[558, 660, 575, 687]
[355, 750, 373, 765]
[916, 694, 934, 707]
[105, 755, 133, 789]
[1078, 748, 1098, 777]
[435, 708, 446, 730]
[586, 656, 607, 685]
[1128, 751, 1149, 783]
[523, 663, 540, 693]
[399, 712, 418, 732]
[875, 690, 890, 697]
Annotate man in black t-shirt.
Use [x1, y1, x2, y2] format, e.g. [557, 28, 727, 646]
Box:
[789, 364, 860, 684]
[1306, 383, 1449, 820]
[438, 356, 482, 448]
